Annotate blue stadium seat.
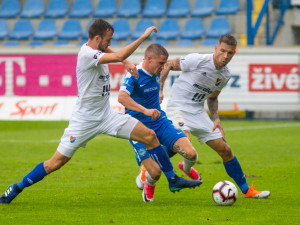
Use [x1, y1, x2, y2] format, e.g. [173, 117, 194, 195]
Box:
[216, 0, 240, 15]
[142, 0, 166, 18]
[21, 0, 45, 18]
[28, 40, 44, 46]
[69, 0, 92, 18]
[3, 41, 20, 46]
[132, 19, 155, 40]
[53, 40, 69, 46]
[152, 39, 168, 46]
[78, 40, 87, 46]
[34, 19, 57, 40]
[110, 39, 119, 46]
[58, 19, 82, 40]
[9, 19, 33, 40]
[167, 0, 190, 17]
[206, 17, 231, 38]
[82, 20, 94, 40]
[94, 0, 117, 17]
[156, 19, 180, 40]
[176, 39, 194, 46]
[191, 0, 214, 17]
[181, 18, 205, 40]
[0, 19, 9, 40]
[112, 19, 131, 40]
[127, 40, 144, 47]
[0, 0, 20, 18]
[202, 38, 219, 46]
[117, 0, 141, 17]
[45, 0, 69, 18]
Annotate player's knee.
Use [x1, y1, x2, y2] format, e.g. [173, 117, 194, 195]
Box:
[44, 160, 65, 174]
[147, 167, 161, 180]
[143, 129, 158, 146]
[219, 144, 233, 161]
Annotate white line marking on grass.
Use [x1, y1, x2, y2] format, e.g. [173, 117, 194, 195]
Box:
[1, 123, 299, 143]
[225, 123, 300, 132]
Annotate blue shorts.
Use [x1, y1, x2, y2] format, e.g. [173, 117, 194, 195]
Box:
[129, 117, 186, 166]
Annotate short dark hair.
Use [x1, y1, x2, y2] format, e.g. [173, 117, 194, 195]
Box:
[219, 34, 237, 46]
[88, 19, 114, 39]
[144, 44, 169, 58]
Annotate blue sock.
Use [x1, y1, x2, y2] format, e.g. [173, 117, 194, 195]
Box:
[148, 145, 176, 179]
[161, 146, 177, 158]
[223, 156, 249, 194]
[17, 162, 48, 190]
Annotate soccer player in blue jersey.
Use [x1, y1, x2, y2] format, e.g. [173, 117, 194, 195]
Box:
[119, 44, 202, 202]
[0, 19, 201, 204]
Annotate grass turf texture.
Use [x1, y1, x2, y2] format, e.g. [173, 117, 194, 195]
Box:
[0, 120, 299, 225]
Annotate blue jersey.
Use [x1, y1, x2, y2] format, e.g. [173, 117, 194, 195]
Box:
[120, 63, 167, 128]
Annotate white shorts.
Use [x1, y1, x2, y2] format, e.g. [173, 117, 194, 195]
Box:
[166, 110, 222, 144]
[57, 111, 138, 158]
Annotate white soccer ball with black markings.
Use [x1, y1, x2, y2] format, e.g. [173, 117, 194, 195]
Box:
[212, 180, 238, 206]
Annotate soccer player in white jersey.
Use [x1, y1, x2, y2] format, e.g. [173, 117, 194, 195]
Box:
[138, 34, 270, 199]
[0, 19, 200, 204]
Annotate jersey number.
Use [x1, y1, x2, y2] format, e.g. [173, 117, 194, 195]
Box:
[192, 93, 206, 102]
[102, 84, 110, 96]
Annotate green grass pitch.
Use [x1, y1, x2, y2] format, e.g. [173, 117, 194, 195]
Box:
[0, 120, 299, 225]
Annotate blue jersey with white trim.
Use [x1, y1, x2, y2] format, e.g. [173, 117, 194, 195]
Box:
[120, 63, 166, 128]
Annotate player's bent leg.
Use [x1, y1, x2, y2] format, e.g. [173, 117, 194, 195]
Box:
[137, 158, 161, 190]
[206, 138, 233, 162]
[44, 150, 71, 174]
[173, 137, 201, 181]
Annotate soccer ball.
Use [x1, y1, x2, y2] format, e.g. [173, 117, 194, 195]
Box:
[212, 180, 238, 206]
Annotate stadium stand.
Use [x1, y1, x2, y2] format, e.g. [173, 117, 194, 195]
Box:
[3, 40, 20, 46]
[117, 0, 141, 17]
[201, 38, 219, 46]
[93, 0, 117, 18]
[142, 0, 166, 18]
[34, 19, 57, 40]
[132, 19, 155, 40]
[58, 19, 82, 40]
[9, 19, 33, 40]
[206, 16, 231, 38]
[28, 40, 44, 46]
[20, 0, 45, 18]
[69, 0, 93, 18]
[53, 40, 69, 46]
[181, 18, 205, 40]
[45, 0, 69, 18]
[156, 18, 180, 40]
[0, 19, 9, 40]
[0, 0, 21, 18]
[175, 39, 194, 46]
[152, 39, 169, 46]
[112, 19, 131, 40]
[82, 20, 94, 40]
[167, 0, 191, 17]
[191, 0, 215, 17]
[216, 0, 240, 15]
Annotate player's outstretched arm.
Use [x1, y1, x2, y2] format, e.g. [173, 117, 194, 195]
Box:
[118, 91, 161, 120]
[106, 47, 138, 79]
[207, 91, 225, 139]
[99, 26, 157, 64]
[159, 57, 181, 103]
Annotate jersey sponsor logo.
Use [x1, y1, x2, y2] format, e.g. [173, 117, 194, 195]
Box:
[98, 74, 110, 80]
[201, 72, 207, 76]
[192, 83, 212, 94]
[144, 86, 158, 93]
[215, 78, 221, 86]
[93, 54, 98, 59]
[249, 64, 299, 92]
[70, 136, 76, 143]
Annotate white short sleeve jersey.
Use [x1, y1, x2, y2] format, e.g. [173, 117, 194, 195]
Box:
[167, 53, 231, 113]
[72, 44, 111, 120]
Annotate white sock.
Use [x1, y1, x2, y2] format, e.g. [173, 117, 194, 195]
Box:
[183, 155, 198, 173]
[145, 171, 157, 186]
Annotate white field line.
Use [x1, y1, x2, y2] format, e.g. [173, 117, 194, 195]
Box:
[0, 123, 299, 143]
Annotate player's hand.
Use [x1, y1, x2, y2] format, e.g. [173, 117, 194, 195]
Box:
[124, 60, 138, 79]
[144, 108, 161, 121]
[159, 90, 164, 104]
[212, 118, 226, 140]
[141, 26, 157, 40]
